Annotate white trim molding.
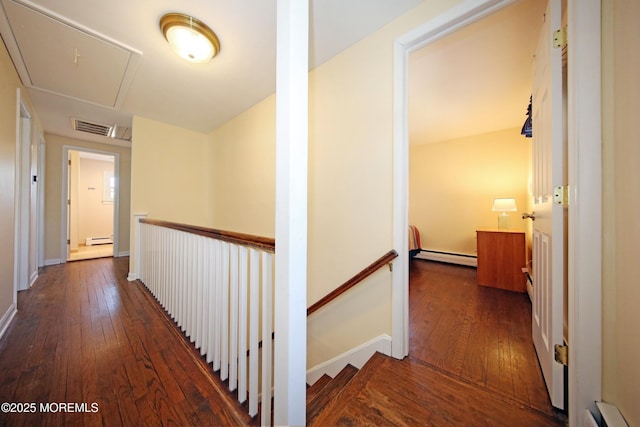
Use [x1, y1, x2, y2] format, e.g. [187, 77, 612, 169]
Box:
[567, 0, 603, 425]
[127, 213, 147, 281]
[0, 303, 17, 340]
[306, 335, 392, 386]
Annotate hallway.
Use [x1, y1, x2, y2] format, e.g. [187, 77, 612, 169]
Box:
[0, 257, 251, 427]
[0, 257, 566, 426]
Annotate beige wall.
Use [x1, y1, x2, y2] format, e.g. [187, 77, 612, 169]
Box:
[0, 39, 21, 318]
[44, 134, 131, 263]
[129, 116, 211, 272]
[130, 116, 210, 225]
[409, 128, 531, 257]
[602, 0, 640, 424]
[200, 0, 463, 367]
[0, 42, 44, 319]
[208, 96, 276, 237]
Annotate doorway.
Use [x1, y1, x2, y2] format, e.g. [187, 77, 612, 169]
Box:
[392, 0, 603, 424]
[62, 147, 119, 262]
[405, 0, 548, 412]
[15, 96, 44, 293]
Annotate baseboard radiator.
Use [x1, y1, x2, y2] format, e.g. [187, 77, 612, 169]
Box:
[137, 220, 274, 425]
[414, 249, 477, 267]
[85, 236, 113, 246]
[584, 402, 629, 427]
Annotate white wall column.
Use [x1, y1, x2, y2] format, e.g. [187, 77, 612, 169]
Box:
[274, 0, 308, 425]
[567, 0, 602, 425]
[128, 213, 147, 281]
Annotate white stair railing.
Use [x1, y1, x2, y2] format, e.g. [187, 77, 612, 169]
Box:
[137, 218, 275, 425]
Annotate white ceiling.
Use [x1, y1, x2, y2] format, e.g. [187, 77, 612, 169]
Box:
[0, 0, 544, 148]
[0, 0, 421, 145]
[409, 0, 545, 145]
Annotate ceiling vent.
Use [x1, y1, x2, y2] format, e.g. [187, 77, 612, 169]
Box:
[72, 118, 131, 141]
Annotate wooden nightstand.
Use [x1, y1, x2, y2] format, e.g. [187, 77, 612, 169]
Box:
[476, 228, 526, 292]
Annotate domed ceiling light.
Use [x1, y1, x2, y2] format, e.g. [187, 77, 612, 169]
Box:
[159, 13, 220, 63]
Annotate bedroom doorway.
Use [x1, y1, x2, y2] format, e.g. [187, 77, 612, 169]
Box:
[393, 0, 602, 424]
[64, 148, 119, 262]
[404, 0, 554, 414]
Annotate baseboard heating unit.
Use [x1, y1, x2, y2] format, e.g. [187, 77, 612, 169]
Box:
[584, 402, 629, 427]
[415, 249, 477, 267]
[85, 237, 113, 246]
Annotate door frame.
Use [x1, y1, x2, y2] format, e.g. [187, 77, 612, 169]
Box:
[13, 90, 42, 294]
[391, 0, 602, 425]
[61, 145, 120, 262]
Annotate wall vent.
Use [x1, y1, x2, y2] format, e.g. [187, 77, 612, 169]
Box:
[72, 118, 131, 141]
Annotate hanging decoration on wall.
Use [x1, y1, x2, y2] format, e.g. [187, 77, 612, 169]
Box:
[521, 95, 532, 138]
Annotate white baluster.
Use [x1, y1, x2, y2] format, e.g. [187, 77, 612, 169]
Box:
[199, 237, 209, 357]
[220, 241, 230, 381]
[248, 248, 259, 417]
[189, 233, 197, 342]
[261, 251, 274, 426]
[206, 238, 215, 363]
[194, 235, 203, 351]
[229, 244, 239, 391]
[168, 228, 177, 318]
[213, 240, 222, 371]
[176, 231, 185, 331]
[238, 246, 248, 404]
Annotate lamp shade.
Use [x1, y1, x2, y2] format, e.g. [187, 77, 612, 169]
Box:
[160, 13, 220, 63]
[492, 198, 517, 212]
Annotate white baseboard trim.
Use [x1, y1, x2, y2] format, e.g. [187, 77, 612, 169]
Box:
[127, 272, 137, 282]
[44, 258, 62, 266]
[117, 251, 130, 257]
[0, 303, 17, 340]
[306, 334, 392, 386]
[415, 250, 477, 267]
[28, 271, 38, 288]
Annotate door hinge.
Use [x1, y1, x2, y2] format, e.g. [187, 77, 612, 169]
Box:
[67, 239, 70, 245]
[67, 199, 71, 205]
[553, 185, 568, 206]
[553, 26, 567, 49]
[554, 344, 568, 366]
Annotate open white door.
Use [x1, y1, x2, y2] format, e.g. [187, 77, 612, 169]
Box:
[530, 0, 566, 410]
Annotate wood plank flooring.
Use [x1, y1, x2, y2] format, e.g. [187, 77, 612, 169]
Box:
[309, 259, 565, 426]
[1, 256, 565, 426]
[409, 259, 559, 417]
[311, 352, 565, 427]
[0, 257, 251, 427]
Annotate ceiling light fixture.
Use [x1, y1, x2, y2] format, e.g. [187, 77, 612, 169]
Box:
[159, 13, 220, 64]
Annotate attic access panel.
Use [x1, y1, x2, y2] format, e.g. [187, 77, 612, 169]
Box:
[3, 0, 140, 108]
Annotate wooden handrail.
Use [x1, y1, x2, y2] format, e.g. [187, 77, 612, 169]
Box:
[307, 249, 399, 316]
[140, 218, 275, 253]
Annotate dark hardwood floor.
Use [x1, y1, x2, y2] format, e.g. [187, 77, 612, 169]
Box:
[310, 259, 566, 426]
[0, 257, 251, 427]
[0, 256, 565, 426]
[311, 352, 565, 427]
[409, 258, 560, 417]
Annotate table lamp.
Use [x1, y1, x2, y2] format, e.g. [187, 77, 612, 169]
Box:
[492, 198, 517, 229]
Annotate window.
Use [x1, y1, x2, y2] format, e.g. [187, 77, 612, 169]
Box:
[103, 171, 115, 204]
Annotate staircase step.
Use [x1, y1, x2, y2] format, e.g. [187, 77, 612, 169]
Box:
[306, 364, 359, 425]
[310, 352, 566, 427]
[306, 374, 332, 405]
